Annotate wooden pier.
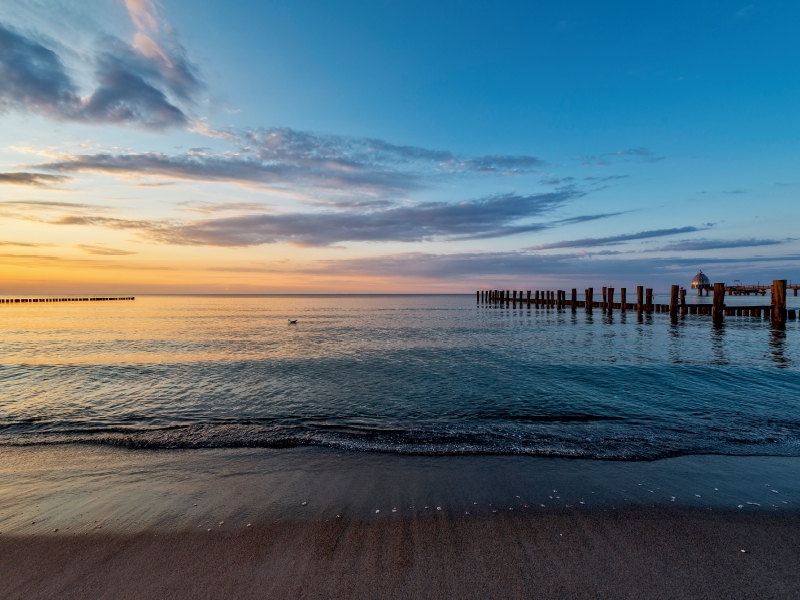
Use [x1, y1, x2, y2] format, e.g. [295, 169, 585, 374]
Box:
[477, 280, 797, 326]
[694, 284, 800, 296]
[0, 297, 135, 304]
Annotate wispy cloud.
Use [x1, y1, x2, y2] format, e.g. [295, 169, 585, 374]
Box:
[299, 251, 800, 281]
[75, 244, 137, 255]
[647, 238, 790, 252]
[524, 226, 703, 250]
[578, 148, 664, 167]
[176, 201, 274, 214]
[0, 172, 71, 187]
[34, 127, 546, 205]
[0, 240, 49, 247]
[0, 0, 201, 130]
[49, 190, 593, 247]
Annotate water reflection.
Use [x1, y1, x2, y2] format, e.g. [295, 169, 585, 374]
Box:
[710, 323, 728, 365]
[769, 326, 789, 368]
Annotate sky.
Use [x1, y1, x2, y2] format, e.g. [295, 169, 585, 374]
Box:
[0, 0, 798, 293]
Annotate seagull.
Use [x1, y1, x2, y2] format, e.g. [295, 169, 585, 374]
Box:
[288, 319, 297, 324]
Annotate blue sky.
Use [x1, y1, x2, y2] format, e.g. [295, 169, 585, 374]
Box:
[0, 0, 798, 292]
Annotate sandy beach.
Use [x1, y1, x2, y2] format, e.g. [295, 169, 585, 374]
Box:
[3, 507, 800, 599]
[1, 446, 799, 598]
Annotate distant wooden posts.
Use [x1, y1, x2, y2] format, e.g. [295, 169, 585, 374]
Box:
[607, 287, 614, 312]
[571, 289, 577, 311]
[586, 288, 593, 312]
[527, 290, 531, 308]
[772, 279, 787, 326]
[645, 288, 653, 312]
[713, 283, 725, 325]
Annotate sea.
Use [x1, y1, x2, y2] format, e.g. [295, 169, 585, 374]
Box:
[2, 293, 799, 462]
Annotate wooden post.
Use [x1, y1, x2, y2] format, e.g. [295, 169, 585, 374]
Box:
[620, 288, 626, 311]
[670, 285, 679, 316]
[680, 288, 686, 314]
[772, 279, 787, 326]
[645, 288, 653, 312]
[527, 290, 531, 308]
[571, 288, 577, 311]
[637, 286, 644, 312]
[602, 287, 607, 310]
[586, 288, 593, 311]
[713, 283, 725, 324]
[607, 287, 614, 312]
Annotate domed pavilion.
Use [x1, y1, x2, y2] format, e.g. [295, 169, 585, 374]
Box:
[691, 271, 711, 295]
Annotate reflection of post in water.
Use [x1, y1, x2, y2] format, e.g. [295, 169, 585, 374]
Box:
[710, 319, 727, 364]
[769, 325, 788, 367]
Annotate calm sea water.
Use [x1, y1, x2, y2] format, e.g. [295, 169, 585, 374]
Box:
[1, 294, 799, 460]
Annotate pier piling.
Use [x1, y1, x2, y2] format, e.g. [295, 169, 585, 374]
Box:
[772, 280, 787, 326]
[713, 283, 725, 325]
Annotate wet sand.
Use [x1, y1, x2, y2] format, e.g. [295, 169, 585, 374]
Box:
[3, 508, 800, 599]
[1, 446, 799, 599]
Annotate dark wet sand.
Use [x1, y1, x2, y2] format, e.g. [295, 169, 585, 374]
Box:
[2, 508, 800, 599]
[2, 446, 800, 599]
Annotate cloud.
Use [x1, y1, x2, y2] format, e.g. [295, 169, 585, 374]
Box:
[0, 240, 49, 247]
[578, 148, 664, 167]
[35, 127, 547, 204]
[735, 5, 755, 17]
[0, 2, 201, 130]
[524, 227, 703, 250]
[75, 244, 137, 255]
[0, 172, 71, 187]
[540, 176, 575, 185]
[298, 251, 800, 281]
[647, 238, 790, 252]
[583, 175, 630, 182]
[176, 201, 274, 214]
[722, 189, 745, 194]
[50, 190, 590, 247]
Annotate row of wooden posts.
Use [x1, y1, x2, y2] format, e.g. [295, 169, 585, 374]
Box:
[477, 280, 796, 326]
[0, 297, 135, 304]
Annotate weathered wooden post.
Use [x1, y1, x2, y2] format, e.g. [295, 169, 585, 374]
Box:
[586, 288, 593, 312]
[713, 283, 725, 325]
[620, 288, 627, 311]
[527, 290, 531, 308]
[645, 288, 653, 312]
[680, 288, 686, 314]
[772, 279, 787, 326]
[607, 287, 614, 312]
[670, 285, 679, 317]
[637, 286, 644, 312]
[571, 289, 577, 311]
[602, 286, 607, 310]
